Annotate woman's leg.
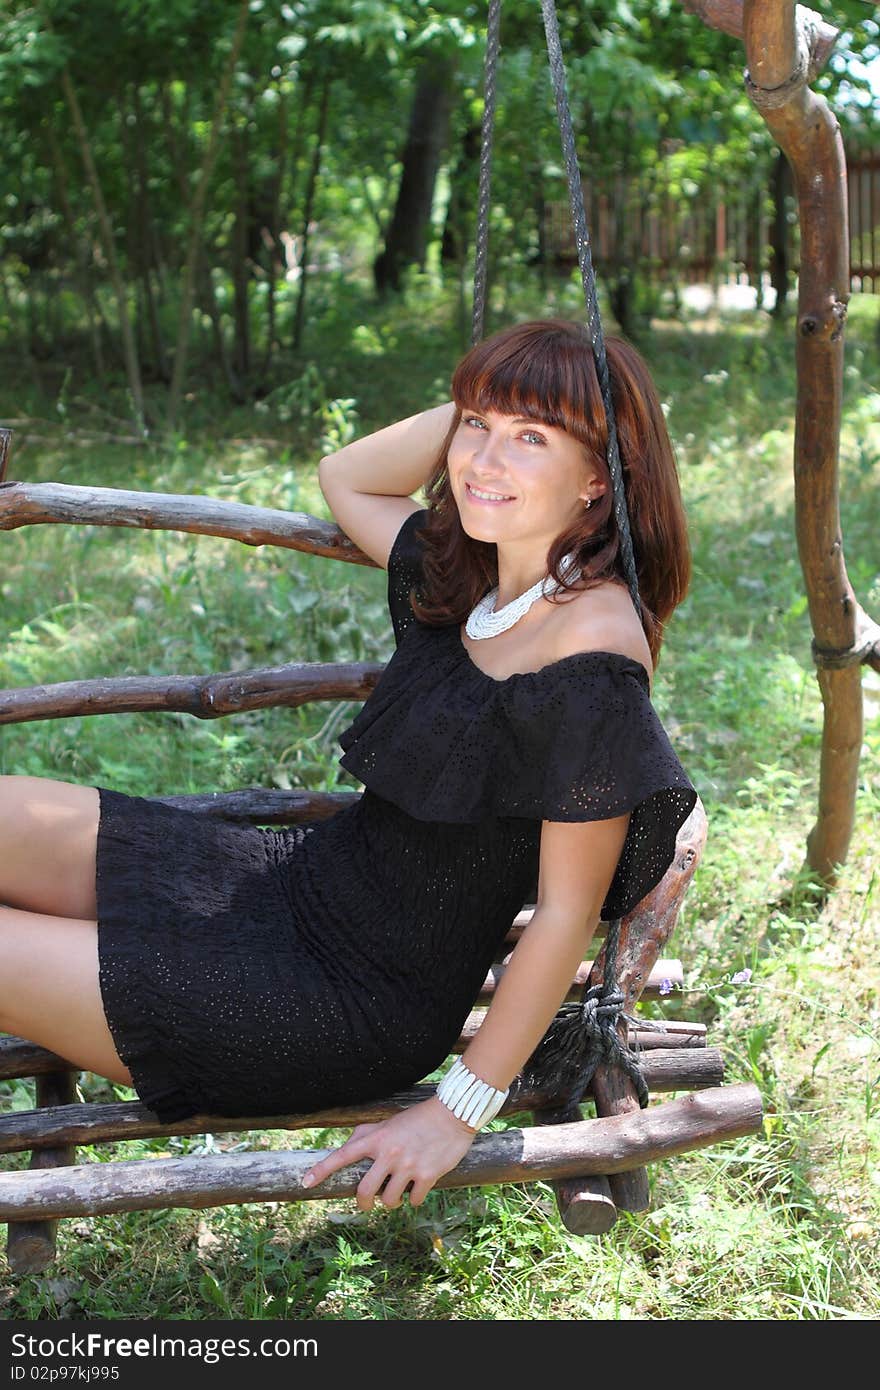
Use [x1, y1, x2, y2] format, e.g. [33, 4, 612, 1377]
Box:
[0, 775, 99, 919]
[0, 903, 133, 1085]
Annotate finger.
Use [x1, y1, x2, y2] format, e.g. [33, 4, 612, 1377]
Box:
[350, 1122, 381, 1141]
[407, 1176, 435, 1208]
[302, 1135, 371, 1189]
[377, 1171, 413, 1210]
[356, 1162, 393, 1214]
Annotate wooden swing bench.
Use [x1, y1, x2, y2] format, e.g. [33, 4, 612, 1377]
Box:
[0, 438, 763, 1274]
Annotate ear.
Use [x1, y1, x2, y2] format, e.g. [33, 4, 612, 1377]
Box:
[578, 457, 608, 506]
[579, 482, 608, 506]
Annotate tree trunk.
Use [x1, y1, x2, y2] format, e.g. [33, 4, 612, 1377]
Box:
[285, 68, 317, 226]
[373, 56, 456, 294]
[159, 82, 242, 400]
[769, 148, 792, 318]
[739, 0, 866, 886]
[292, 72, 331, 353]
[441, 120, 480, 267]
[260, 82, 289, 383]
[167, 0, 250, 431]
[59, 67, 145, 432]
[231, 121, 251, 386]
[131, 83, 169, 379]
[44, 120, 107, 384]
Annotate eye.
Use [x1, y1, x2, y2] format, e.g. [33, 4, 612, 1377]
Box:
[521, 429, 546, 446]
[463, 414, 488, 430]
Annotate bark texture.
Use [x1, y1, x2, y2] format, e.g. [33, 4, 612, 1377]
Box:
[0, 1086, 763, 1221]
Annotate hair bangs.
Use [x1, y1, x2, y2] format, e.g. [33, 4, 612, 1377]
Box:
[450, 319, 607, 460]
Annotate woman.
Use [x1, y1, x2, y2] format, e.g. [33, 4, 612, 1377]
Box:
[0, 318, 697, 1214]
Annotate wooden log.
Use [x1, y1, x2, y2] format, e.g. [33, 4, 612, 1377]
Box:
[457, 1012, 706, 1049]
[505, 905, 609, 943]
[530, 1100, 618, 1235]
[0, 1024, 708, 1084]
[680, 1, 838, 70]
[0, 1050, 724, 1155]
[0, 661, 381, 726]
[589, 800, 708, 1211]
[478, 957, 682, 1005]
[0, 481, 374, 563]
[0, 1036, 69, 1079]
[155, 788, 356, 822]
[4, 1070, 76, 1275]
[736, 2, 880, 879]
[0, 1085, 763, 1221]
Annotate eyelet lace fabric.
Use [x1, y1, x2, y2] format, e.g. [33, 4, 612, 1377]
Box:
[341, 507, 698, 919]
[95, 506, 697, 1125]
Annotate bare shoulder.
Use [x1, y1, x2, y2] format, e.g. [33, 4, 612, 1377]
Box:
[552, 579, 653, 682]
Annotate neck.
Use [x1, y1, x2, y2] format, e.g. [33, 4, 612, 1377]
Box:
[494, 544, 552, 608]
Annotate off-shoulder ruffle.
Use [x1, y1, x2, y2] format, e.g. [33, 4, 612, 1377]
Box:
[338, 623, 698, 920]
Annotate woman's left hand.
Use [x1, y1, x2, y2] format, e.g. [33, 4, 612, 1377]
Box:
[301, 1096, 478, 1210]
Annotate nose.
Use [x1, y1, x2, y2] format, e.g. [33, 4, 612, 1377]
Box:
[470, 427, 507, 476]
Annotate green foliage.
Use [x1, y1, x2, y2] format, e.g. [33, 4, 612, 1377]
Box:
[1, 0, 876, 430]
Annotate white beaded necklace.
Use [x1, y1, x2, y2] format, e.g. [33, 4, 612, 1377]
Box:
[465, 552, 580, 639]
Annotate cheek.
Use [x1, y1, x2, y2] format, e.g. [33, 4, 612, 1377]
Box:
[446, 441, 467, 477]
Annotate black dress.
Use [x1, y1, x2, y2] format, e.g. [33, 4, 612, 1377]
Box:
[95, 507, 698, 1124]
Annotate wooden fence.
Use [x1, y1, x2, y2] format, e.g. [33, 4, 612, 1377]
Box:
[543, 149, 880, 295]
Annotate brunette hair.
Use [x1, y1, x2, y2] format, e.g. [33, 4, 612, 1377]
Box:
[410, 317, 691, 668]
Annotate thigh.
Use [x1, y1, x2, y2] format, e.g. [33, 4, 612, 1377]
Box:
[0, 904, 133, 1086]
[0, 775, 99, 919]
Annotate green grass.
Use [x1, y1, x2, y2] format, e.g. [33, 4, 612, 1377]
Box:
[1, 271, 879, 1320]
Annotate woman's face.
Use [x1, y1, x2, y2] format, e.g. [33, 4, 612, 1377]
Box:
[446, 405, 605, 546]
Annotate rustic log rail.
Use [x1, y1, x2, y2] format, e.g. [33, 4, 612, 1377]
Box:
[0, 480, 370, 562]
[0, 663, 381, 725]
[481, 956, 681, 1004]
[0, 1086, 763, 1223]
[0, 1050, 726, 1157]
[0, 1021, 708, 1084]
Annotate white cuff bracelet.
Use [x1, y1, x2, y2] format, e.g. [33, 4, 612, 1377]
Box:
[436, 1056, 509, 1130]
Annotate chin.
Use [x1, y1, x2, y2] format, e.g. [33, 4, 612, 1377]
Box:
[458, 515, 502, 544]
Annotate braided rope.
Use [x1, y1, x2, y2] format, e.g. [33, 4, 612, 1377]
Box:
[538, 0, 650, 1110]
[520, 915, 674, 1109]
[539, 0, 641, 621]
[471, 0, 503, 347]
[471, 2, 653, 1109]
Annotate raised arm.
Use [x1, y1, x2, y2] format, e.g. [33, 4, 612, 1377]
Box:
[318, 402, 458, 569]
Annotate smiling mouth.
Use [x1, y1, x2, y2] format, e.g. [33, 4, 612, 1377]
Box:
[465, 481, 516, 503]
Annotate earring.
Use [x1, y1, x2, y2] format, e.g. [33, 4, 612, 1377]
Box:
[584, 497, 593, 509]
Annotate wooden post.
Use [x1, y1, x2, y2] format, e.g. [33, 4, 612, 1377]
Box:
[740, 1, 880, 883]
[683, 0, 880, 896]
[530, 1100, 618, 1236]
[5, 1070, 77, 1275]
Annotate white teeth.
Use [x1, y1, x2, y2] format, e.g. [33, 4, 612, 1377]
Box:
[468, 484, 513, 501]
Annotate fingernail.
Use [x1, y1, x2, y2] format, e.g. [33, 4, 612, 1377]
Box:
[302, 1173, 314, 1188]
